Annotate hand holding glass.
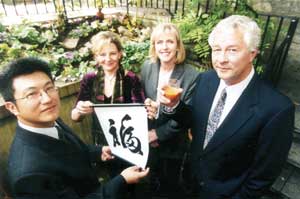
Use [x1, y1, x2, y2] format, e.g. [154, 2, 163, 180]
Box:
[163, 79, 181, 101]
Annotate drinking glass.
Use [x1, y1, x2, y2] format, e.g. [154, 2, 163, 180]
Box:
[163, 79, 181, 101]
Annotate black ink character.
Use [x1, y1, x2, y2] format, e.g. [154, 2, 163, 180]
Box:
[124, 126, 143, 155]
[119, 114, 143, 155]
[109, 119, 120, 147]
[120, 114, 131, 148]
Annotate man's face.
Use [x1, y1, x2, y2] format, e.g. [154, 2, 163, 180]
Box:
[5, 71, 60, 128]
[210, 28, 257, 85]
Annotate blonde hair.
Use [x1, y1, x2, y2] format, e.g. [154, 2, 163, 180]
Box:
[149, 23, 186, 64]
[208, 15, 261, 52]
[91, 31, 123, 55]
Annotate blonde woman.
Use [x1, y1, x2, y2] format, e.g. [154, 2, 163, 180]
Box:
[71, 31, 144, 198]
[141, 23, 199, 198]
[72, 31, 144, 145]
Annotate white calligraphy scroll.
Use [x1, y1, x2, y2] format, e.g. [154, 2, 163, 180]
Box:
[93, 103, 149, 169]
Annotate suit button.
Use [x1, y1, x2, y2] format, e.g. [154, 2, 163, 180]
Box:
[199, 181, 205, 186]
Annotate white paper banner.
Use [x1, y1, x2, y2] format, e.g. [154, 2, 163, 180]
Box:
[93, 103, 149, 168]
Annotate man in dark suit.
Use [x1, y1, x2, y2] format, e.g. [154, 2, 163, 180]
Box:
[0, 57, 149, 199]
[157, 15, 295, 199]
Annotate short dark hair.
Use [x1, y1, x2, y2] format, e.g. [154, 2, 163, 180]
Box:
[0, 57, 53, 102]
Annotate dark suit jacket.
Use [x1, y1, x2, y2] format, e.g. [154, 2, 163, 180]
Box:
[141, 60, 199, 157]
[167, 70, 294, 199]
[8, 119, 126, 199]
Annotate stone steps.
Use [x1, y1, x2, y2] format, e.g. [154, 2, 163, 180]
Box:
[271, 105, 300, 199]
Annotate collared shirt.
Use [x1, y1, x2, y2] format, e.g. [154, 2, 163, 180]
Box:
[18, 121, 59, 139]
[210, 67, 255, 127]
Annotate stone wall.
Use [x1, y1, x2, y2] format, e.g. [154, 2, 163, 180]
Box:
[249, 0, 300, 104]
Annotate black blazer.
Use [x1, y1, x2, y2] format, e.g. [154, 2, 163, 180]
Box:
[8, 119, 126, 199]
[169, 71, 294, 199]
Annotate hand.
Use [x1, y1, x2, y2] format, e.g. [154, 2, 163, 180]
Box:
[157, 86, 182, 108]
[148, 129, 159, 148]
[121, 166, 150, 184]
[75, 100, 94, 116]
[150, 140, 159, 148]
[144, 98, 159, 120]
[101, 146, 114, 161]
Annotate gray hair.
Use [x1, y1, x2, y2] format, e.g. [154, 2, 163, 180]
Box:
[208, 15, 261, 51]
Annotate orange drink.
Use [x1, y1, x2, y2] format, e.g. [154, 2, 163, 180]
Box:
[163, 85, 181, 100]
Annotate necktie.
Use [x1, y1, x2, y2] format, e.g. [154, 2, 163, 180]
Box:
[55, 125, 67, 142]
[204, 88, 227, 148]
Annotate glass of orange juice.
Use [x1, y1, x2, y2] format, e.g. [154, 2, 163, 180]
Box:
[163, 79, 181, 101]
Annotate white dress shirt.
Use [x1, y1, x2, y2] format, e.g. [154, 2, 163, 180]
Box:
[18, 121, 59, 139]
[210, 67, 255, 127]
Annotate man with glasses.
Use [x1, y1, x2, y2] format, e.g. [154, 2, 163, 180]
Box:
[0, 57, 149, 199]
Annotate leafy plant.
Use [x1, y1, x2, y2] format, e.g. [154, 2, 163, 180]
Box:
[10, 24, 45, 44]
[173, 11, 220, 68]
[121, 41, 150, 73]
[68, 21, 95, 38]
[172, 0, 278, 74]
[0, 23, 5, 32]
[0, 0, 280, 81]
[0, 12, 150, 80]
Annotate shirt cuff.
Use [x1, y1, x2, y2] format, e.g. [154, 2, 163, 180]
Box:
[162, 101, 180, 114]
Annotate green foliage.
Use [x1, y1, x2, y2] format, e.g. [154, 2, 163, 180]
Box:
[0, 43, 10, 65]
[173, 11, 220, 68]
[172, 0, 275, 72]
[68, 21, 95, 38]
[10, 24, 46, 44]
[48, 48, 95, 81]
[255, 65, 264, 75]
[0, 0, 282, 80]
[0, 21, 61, 69]
[0, 14, 150, 80]
[41, 29, 58, 44]
[121, 41, 150, 73]
[0, 23, 5, 32]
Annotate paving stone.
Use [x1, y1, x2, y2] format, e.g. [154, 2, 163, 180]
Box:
[281, 166, 300, 199]
[272, 164, 295, 192]
[288, 140, 300, 169]
[62, 38, 79, 49]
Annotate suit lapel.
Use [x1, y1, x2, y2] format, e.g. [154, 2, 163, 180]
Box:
[56, 119, 85, 148]
[16, 125, 76, 155]
[16, 119, 85, 154]
[195, 72, 220, 154]
[148, 62, 186, 100]
[170, 63, 185, 82]
[203, 74, 259, 154]
[148, 62, 160, 100]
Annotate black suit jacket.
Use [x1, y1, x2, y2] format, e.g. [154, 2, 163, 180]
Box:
[8, 119, 126, 199]
[168, 71, 294, 199]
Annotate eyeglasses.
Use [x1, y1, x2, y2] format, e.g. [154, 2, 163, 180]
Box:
[14, 86, 59, 102]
